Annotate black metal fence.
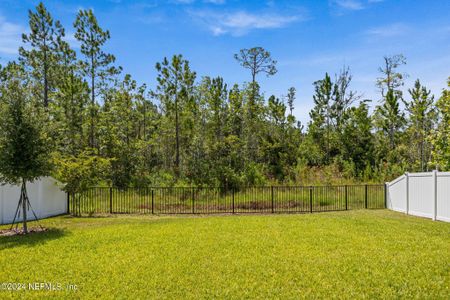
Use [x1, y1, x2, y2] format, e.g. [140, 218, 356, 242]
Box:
[68, 184, 386, 216]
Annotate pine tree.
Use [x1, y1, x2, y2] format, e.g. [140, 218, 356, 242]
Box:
[74, 9, 119, 148]
[309, 73, 333, 163]
[52, 41, 89, 155]
[375, 89, 406, 150]
[19, 2, 65, 108]
[342, 101, 374, 177]
[405, 79, 436, 171]
[153, 55, 196, 178]
[234, 47, 277, 112]
[376, 54, 407, 98]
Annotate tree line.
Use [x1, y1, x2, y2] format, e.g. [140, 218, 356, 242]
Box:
[0, 3, 449, 194]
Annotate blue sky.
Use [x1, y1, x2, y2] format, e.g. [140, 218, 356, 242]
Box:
[0, 0, 449, 123]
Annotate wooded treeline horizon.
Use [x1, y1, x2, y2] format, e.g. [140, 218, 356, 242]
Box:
[0, 2, 449, 193]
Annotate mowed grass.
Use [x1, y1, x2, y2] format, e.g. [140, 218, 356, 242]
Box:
[0, 210, 449, 299]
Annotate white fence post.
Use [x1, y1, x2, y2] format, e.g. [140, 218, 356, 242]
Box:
[385, 182, 389, 209]
[432, 170, 437, 221]
[405, 172, 409, 215]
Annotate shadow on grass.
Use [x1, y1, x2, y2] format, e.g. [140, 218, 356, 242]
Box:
[0, 228, 67, 250]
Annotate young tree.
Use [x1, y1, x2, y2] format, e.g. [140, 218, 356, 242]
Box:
[374, 55, 407, 155]
[19, 2, 65, 108]
[98, 74, 141, 188]
[286, 87, 296, 116]
[331, 66, 360, 130]
[374, 89, 406, 150]
[405, 79, 436, 171]
[341, 101, 375, 177]
[309, 73, 333, 163]
[0, 65, 51, 233]
[74, 9, 119, 148]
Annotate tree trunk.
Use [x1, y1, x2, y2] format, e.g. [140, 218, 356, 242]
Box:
[90, 52, 95, 148]
[21, 180, 28, 234]
[175, 96, 180, 177]
[174, 77, 180, 178]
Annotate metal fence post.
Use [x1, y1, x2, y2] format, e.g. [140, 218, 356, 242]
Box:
[67, 192, 70, 215]
[365, 184, 368, 209]
[109, 187, 113, 214]
[345, 185, 348, 211]
[405, 173, 409, 215]
[151, 189, 154, 214]
[192, 187, 195, 214]
[309, 187, 313, 213]
[232, 188, 235, 214]
[432, 170, 437, 221]
[271, 186, 274, 213]
[384, 183, 388, 209]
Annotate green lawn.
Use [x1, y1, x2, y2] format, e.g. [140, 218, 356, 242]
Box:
[0, 210, 449, 299]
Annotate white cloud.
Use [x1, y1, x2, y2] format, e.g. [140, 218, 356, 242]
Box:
[204, 0, 226, 4]
[330, 0, 384, 14]
[64, 32, 81, 49]
[171, 0, 195, 4]
[190, 10, 305, 36]
[332, 0, 365, 10]
[0, 16, 24, 56]
[365, 23, 410, 38]
[171, 0, 226, 3]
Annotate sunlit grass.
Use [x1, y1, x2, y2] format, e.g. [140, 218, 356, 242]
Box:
[1, 210, 449, 299]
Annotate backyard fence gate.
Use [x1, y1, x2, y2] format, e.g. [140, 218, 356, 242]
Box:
[68, 185, 386, 216]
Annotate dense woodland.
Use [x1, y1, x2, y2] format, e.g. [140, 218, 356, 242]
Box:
[0, 3, 449, 192]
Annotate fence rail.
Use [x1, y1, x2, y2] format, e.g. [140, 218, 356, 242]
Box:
[69, 184, 386, 216]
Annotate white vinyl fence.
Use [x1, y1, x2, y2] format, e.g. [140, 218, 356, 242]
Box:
[0, 177, 67, 225]
[386, 171, 450, 222]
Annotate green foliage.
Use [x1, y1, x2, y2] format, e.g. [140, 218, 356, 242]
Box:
[52, 150, 111, 193]
[153, 55, 196, 178]
[0, 67, 51, 184]
[430, 78, 450, 170]
[405, 79, 436, 171]
[1, 5, 448, 190]
[74, 8, 120, 148]
[19, 2, 66, 108]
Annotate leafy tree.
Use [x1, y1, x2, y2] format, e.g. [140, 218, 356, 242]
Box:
[405, 79, 436, 171]
[430, 78, 450, 170]
[0, 65, 51, 233]
[341, 101, 375, 177]
[309, 73, 333, 163]
[331, 66, 360, 131]
[374, 89, 406, 150]
[374, 55, 407, 167]
[53, 151, 110, 194]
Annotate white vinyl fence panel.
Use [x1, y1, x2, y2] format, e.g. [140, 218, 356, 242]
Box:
[0, 177, 67, 225]
[386, 171, 450, 222]
[436, 172, 450, 222]
[386, 175, 407, 213]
